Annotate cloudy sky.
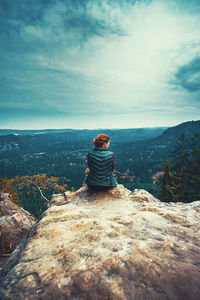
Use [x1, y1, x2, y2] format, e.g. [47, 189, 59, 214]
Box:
[0, 0, 200, 129]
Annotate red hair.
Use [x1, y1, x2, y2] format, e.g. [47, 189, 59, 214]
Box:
[93, 134, 110, 147]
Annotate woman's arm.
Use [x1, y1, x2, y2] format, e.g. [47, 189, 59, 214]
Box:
[87, 153, 90, 167]
[112, 154, 115, 171]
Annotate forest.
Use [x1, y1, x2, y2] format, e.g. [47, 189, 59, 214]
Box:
[0, 120, 199, 218]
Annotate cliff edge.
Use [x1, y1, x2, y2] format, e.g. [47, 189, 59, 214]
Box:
[0, 185, 200, 299]
[0, 192, 35, 260]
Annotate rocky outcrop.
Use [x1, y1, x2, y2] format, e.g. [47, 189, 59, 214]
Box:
[0, 185, 200, 300]
[0, 192, 35, 256]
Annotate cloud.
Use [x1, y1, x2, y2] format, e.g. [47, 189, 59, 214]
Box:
[171, 56, 200, 92]
[0, 0, 200, 128]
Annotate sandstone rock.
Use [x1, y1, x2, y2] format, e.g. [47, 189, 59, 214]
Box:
[0, 192, 35, 256]
[0, 185, 200, 299]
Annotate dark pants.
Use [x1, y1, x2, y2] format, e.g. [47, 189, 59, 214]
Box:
[87, 185, 113, 192]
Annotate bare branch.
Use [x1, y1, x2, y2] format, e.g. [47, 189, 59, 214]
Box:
[26, 180, 50, 204]
[32, 183, 50, 204]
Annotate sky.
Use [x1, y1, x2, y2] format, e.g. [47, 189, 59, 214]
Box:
[0, 0, 200, 129]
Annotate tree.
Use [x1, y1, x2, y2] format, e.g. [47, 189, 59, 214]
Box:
[189, 134, 200, 201]
[0, 174, 20, 205]
[1, 174, 68, 218]
[171, 134, 191, 202]
[155, 133, 200, 203]
[155, 158, 178, 202]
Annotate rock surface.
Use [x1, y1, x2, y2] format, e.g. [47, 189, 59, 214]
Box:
[0, 185, 200, 300]
[0, 192, 35, 256]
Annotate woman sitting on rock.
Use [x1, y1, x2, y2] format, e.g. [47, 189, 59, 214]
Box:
[85, 134, 118, 191]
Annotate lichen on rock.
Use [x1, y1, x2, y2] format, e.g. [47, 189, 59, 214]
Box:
[0, 185, 200, 300]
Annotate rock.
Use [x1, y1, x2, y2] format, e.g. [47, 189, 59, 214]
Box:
[0, 184, 200, 300]
[0, 192, 35, 256]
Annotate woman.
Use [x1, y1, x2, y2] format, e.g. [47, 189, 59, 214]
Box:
[85, 134, 118, 191]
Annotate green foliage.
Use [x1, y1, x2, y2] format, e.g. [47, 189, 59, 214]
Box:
[0, 174, 68, 219]
[171, 134, 191, 202]
[155, 159, 178, 202]
[155, 134, 200, 203]
[0, 174, 20, 205]
[189, 134, 200, 201]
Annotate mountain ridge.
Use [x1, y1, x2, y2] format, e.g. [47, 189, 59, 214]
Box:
[0, 127, 167, 136]
[0, 120, 199, 193]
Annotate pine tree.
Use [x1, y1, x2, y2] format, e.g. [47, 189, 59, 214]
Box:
[156, 133, 200, 204]
[155, 158, 178, 202]
[190, 134, 200, 201]
[171, 134, 191, 202]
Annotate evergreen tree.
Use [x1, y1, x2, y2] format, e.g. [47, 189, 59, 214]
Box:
[171, 134, 191, 202]
[189, 134, 200, 201]
[156, 133, 200, 203]
[155, 158, 177, 202]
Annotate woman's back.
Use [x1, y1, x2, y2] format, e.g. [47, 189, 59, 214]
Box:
[85, 134, 118, 189]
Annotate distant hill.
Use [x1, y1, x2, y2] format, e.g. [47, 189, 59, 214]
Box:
[111, 120, 200, 192]
[119, 120, 200, 150]
[0, 120, 199, 193]
[159, 120, 200, 141]
[0, 127, 166, 138]
[0, 127, 166, 156]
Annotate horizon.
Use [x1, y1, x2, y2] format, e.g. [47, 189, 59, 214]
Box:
[1, 0, 200, 129]
[0, 125, 168, 131]
[1, 117, 199, 131]
[0, 119, 199, 131]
